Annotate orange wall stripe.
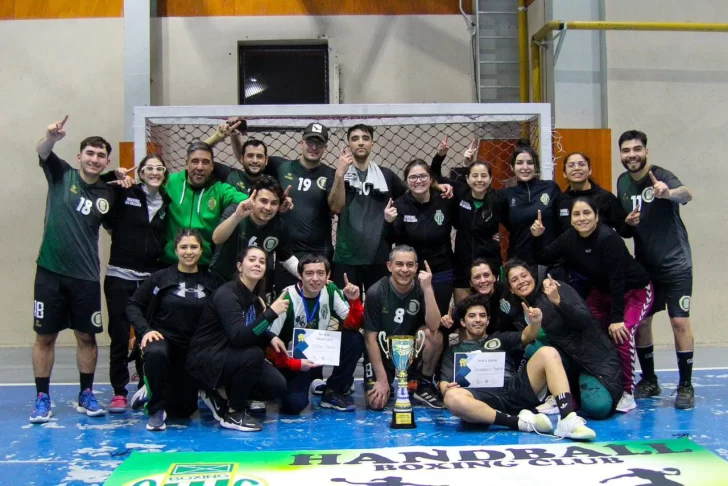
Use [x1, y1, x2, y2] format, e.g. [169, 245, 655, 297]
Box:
[12, 0, 122, 19]
[158, 0, 473, 17]
[0, 2, 13, 20]
[553, 128, 612, 191]
[118, 142, 135, 171]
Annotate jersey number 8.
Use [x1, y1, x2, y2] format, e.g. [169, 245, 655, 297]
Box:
[393, 308, 405, 324]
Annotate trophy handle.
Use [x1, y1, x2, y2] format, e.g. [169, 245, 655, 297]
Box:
[414, 329, 426, 359]
[378, 331, 391, 359]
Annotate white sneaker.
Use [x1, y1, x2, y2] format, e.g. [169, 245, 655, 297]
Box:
[554, 412, 596, 440]
[130, 386, 148, 410]
[517, 409, 553, 434]
[310, 379, 326, 396]
[535, 395, 559, 415]
[616, 392, 637, 413]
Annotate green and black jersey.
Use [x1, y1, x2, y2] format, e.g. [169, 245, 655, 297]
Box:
[224, 166, 255, 195]
[267, 156, 334, 255]
[363, 277, 425, 337]
[36, 152, 115, 282]
[616, 165, 692, 277]
[334, 164, 407, 265]
[209, 205, 293, 282]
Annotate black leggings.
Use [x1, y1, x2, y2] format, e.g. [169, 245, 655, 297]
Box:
[142, 339, 198, 418]
[217, 346, 287, 410]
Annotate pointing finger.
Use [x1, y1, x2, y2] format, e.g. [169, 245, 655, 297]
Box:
[249, 190, 257, 201]
[537, 209, 542, 224]
[284, 185, 292, 197]
[344, 273, 350, 286]
[521, 302, 530, 315]
[649, 171, 658, 185]
[470, 138, 478, 150]
[58, 115, 69, 128]
[444, 134, 448, 145]
[547, 273, 561, 286]
[386, 198, 393, 209]
[424, 260, 432, 273]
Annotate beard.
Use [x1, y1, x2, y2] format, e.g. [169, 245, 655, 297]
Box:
[622, 156, 647, 173]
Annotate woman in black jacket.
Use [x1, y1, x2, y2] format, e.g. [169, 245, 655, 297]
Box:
[432, 149, 505, 303]
[502, 259, 623, 419]
[500, 141, 562, 264]
[126, 229, 218, 431]
[105, 154, 170, 413]
[531, 197, 654, 413]
[186, 246, 288, 432]
[385, 159, 458, 314]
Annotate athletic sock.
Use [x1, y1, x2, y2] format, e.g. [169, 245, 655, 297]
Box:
[35, 377, 50, 396]
[555, 392, 575, 420]
[636, 345, 656, 379]
[80, 373, 94, 392]
[676, 351, 694, 385]
[494, 410, 519, 429]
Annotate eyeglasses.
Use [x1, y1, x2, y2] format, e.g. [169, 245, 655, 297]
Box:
[407, 174, 430, 182]
[142, 166, 167, 173]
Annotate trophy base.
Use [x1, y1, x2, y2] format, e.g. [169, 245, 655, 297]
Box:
[391, 410, 416, 429]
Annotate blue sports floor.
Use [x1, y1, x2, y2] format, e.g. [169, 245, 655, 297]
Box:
[2, 368, 728, 485]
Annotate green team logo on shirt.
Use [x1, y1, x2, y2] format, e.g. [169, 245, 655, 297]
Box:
[434, 209, 444, 226]
[285, 173, 294, 181]
[317, 177, 327, 190]
[406, 299, 420, 315]
[263, 237, 279, 252]
[208, 197, 217, 211]
[95, 198, 109, 214]
[540, 193, 550, 205]
[642, 186, 655, 203]
[70, 185, 78, 195]
[484, 338, 501, 350]
[237, 181, 247, 192]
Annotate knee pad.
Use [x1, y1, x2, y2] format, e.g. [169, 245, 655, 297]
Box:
[579, 373, 613, 419]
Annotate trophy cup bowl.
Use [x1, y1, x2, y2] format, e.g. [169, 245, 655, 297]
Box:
[378, 330, 426, 429]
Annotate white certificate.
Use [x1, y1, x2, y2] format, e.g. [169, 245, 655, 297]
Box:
[291, 328, 341, 366]
[453, 351, 506, 388]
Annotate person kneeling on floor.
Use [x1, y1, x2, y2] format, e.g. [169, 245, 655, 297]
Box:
[439, 293, 597, 440]
[186, 246, 288, 432]
[267, 255, 364, 413]
[126, 229, 219, 431]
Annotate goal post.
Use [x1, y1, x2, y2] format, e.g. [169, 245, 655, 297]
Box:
[132, 103, 554, 187]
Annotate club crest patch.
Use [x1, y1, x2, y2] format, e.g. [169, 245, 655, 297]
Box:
[540, 193, 550, 206]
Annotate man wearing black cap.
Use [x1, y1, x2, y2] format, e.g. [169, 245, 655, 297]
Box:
[265, 122, 339, 292]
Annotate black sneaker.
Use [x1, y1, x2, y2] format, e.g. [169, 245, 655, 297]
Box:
[674, 383, 695, 410]
[220, 410, 262, 432]
[634, 375, 661, 399]
[320, 388, 355, 412]
[413, 382, 445, 409]
[146, 409, 166, 431]
[200, 389, 227, 422]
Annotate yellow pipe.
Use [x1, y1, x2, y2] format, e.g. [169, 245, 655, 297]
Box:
[518, 0, 529, 102]
[530, 20, 728, 102]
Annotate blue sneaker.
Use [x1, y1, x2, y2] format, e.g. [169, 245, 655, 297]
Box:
[77, 389, 106, 417]
[320, 388, 356, 412]
[29, 393, 52, 424]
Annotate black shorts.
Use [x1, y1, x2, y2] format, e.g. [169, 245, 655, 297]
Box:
[648, 270, 692, 319]
[468, 366, 544, 415]
[33, 266, 102, 335]
[363, 349, 423, 391]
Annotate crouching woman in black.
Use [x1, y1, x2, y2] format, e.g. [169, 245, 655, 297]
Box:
[126, 229, 218, 431]
[187, 246, 288, 432]
[502, 259, 623, 419]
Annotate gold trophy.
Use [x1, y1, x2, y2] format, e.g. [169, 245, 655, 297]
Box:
[378, 330, 426, 429]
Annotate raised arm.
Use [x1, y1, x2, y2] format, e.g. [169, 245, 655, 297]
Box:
[37, 115, 68, 161]
[212, 195, 255, 245]
[419, 261, 442, 332]
[328, 146, 353, 214]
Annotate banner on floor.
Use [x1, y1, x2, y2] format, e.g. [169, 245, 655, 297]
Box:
[105, 438, 728, 485]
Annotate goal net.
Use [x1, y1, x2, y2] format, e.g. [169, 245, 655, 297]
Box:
[133, 104, 553, 187]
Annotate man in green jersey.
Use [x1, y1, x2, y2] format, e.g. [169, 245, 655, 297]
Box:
[362, 245, 444, 410]
[31, 116, 116, 423]
[616, 129, 695, 409]
[161, 141, 249, 266]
